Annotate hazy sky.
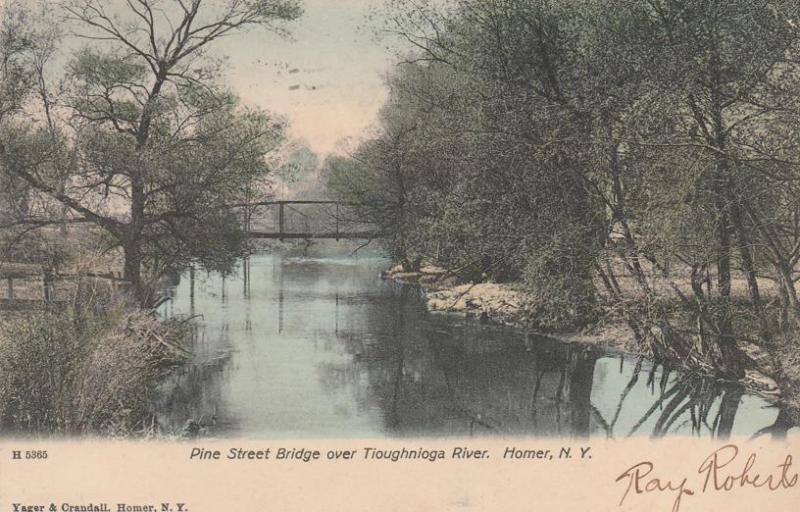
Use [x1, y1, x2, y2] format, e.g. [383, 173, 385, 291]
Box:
[211, 0, 394, 156]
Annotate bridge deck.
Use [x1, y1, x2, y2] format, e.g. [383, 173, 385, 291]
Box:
[247, 231, 378, 240]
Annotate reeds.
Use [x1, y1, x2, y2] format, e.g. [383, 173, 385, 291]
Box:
[0, 302, 192, 437]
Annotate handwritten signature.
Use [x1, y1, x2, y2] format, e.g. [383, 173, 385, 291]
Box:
[616, 444, 798, 512]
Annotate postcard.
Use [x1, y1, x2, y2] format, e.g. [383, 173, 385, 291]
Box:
[0, 1, 798, 510]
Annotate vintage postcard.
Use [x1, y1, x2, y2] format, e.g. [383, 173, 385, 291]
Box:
[0, 0, 799, 510]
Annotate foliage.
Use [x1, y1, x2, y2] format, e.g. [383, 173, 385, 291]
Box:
[0, 0, 302, 305]
[0, 305, 191, 436]
[329, 0, 800, 374]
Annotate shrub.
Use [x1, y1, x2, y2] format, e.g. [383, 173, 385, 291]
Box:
[0, 306, 190, 437]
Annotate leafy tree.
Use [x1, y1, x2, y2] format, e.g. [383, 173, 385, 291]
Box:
[333, 0, 800, 377]
[0, 1, 39, 223]
[1, 0, 302, 304]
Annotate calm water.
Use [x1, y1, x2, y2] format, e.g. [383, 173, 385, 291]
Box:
[155, 254, 794, 439]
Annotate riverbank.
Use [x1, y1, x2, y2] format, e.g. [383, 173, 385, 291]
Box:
[382, 264, 638, 350]
[381, 264, 793, 408]
[0, 305, 193, 437]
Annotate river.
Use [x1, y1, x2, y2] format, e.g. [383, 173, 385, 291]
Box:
[155, 253, 793, 439]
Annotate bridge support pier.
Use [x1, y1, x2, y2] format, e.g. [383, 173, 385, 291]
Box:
[278, 202, 285, 242]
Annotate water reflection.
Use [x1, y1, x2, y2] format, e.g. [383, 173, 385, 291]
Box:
[591, 360, 773, 439]
[155, 255, 794, 439]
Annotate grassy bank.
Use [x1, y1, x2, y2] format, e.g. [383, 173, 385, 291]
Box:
[0, 223, 198, 437]
[0, 303, 191, 437]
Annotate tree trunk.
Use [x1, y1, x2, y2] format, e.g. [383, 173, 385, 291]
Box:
[714, 205, 743, 378]
[715, 205, 733, 299]
[123, 71, 165, 307]
[709, 69, 744, 377]
[731, 204, 762, 312]
[777, 263, 800, 326]
[123, 239, 145, 305]
[125, 172, 147, 305]
[730, 203, 772, 340]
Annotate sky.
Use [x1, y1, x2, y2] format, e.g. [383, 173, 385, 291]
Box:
[7, 0, 399, 157]
[211, 0, 394, 156]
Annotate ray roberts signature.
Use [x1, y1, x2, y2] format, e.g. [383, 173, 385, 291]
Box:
[615, 444, 798, 512]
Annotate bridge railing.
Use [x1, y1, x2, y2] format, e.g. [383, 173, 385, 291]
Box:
[239, 201, 380, 240]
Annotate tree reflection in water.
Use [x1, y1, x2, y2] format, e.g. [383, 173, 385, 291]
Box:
[590, 358, 792, 440]
[597, 362, 731, 438]
[154, 255, 794, 439]
[347, 281, 793, 439]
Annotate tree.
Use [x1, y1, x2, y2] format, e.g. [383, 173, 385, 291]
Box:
[331, 0, 608, 323]
[1, 0, 302, 304]
[339, 0, 800, 377]
[327, 121, 425, 271]
[0, 1, 39, 225]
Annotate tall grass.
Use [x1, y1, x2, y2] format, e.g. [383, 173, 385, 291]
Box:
[0, 304, 191, 437]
